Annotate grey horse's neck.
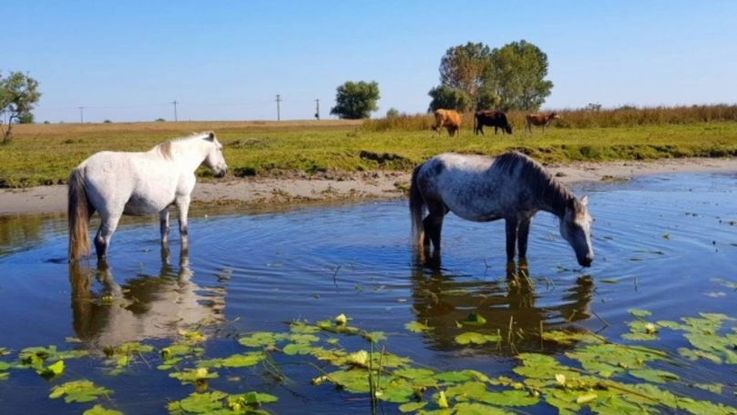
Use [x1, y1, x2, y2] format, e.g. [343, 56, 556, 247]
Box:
[495, 152, 574, 218]
[542, 183, 574, 218]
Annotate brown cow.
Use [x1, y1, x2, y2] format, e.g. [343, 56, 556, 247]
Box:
[525, 112, 559, 133]
[431, 109, 462, 137]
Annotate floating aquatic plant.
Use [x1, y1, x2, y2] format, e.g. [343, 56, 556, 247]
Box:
[49, 379, 111, 403]
[82, 405, 123, 415]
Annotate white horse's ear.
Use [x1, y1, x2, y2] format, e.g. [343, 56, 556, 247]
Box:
[205, 132, 215, 141]
[581, 195, 589, 206]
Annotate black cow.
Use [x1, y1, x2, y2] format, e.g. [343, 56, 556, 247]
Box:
[474, 110, 513, 135]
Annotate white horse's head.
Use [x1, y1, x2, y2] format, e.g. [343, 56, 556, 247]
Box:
[560, 195, 594, 267]
[202, 132, 228, 178]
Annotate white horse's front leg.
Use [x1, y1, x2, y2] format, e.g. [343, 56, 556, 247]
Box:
[175, 195, 191, 251]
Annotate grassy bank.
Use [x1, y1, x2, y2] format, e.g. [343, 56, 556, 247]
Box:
[1, 116, 737, 188]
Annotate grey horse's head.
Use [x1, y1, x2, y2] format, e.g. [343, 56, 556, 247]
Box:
[560, 196, 594, 267]
[203, 132, 228, 178]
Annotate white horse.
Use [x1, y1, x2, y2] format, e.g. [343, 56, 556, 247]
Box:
[68, 131, 228, 261]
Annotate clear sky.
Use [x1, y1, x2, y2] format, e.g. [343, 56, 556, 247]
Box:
[5, 1, 737, 122]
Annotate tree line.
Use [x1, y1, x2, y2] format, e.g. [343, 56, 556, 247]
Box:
[1, 39, 551, 130]
[331, 39, 553, 119]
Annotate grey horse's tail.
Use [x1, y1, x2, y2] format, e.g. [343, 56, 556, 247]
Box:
[68, 167, 91, 261]
[409, 164, 426, 248]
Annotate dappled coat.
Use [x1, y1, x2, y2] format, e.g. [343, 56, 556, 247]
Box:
[432, 109, 462, 137]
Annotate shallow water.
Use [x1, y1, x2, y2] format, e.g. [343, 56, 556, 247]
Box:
[0, 173, 736, 413]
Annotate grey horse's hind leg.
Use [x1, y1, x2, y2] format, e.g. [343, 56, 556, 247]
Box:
[517, 218, 532, 262]
[505, 217, 519, 263]
[423, 200, 447, 254]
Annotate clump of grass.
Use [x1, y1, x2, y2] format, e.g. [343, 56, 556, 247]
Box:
[362, 113, 435, 132]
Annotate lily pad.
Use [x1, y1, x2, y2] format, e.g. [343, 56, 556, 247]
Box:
[454, 332, 501, 346]
[83, 405, 124, 415]
[405, 321, 432, 333]
[49, 380, 111, 403]
[461, 313, 487, 326]
[169, 367, 219, 385]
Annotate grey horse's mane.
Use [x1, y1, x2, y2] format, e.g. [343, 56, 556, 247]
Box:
[493, 151, 574, 216]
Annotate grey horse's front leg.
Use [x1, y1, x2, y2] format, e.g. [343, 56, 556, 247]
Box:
[175, 195, 191, 251]
[517, 218, 531, 262]
[505, 217, 518, 263]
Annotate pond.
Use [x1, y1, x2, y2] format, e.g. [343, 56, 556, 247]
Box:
[0, 173, 736, 414]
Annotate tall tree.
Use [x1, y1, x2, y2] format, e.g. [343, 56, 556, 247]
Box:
[330, 81, 380, 119]
[1, 71, 41, 143]
[486, 40, 553, 111]
[429, 40, 554, 112]
[438, 42, 493, 101]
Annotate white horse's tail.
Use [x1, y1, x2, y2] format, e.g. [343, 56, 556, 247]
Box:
[68, 167, 91, 261]
[409, 164, 426, 248]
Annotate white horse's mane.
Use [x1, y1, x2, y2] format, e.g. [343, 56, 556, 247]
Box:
[154, 131, 213, 160]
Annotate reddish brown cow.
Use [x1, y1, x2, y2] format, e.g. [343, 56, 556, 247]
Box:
[432, 109, 462, 137]
[525, 112, 559, 133]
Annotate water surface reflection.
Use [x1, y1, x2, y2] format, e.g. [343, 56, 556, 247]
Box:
[411, 259, 594, 352]
[69, 247, 227, 347]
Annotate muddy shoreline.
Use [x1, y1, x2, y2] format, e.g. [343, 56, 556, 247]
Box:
[1, 157, 736, 217]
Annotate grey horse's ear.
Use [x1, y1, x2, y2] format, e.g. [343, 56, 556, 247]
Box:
[205, 132, 215, 141]
[581, 195, 589, 206]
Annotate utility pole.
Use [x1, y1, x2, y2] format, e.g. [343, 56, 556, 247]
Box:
[172, 100, 178, 122]
[314, 99, 320, 120]
[275, 94, 282, 121]
[78, 106, 84, 123]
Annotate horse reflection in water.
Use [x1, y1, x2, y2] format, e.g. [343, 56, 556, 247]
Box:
[69, 248, 228, 348]
[411, 258, 594, 352]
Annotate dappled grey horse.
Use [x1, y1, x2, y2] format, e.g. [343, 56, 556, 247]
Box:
[68, 131, 228, 261]
[409, 151, 594, 267]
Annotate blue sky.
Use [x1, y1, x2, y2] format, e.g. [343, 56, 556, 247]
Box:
[5, 1, 737, 122]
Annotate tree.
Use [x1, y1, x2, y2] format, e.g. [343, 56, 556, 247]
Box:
[485, 40, 553, 111]
[428, 40, 553, 112]
[1, 71, 41, 143]
[439, 42, 493, 101]
[330, 81, 380, 119]
[427, 85, 472, 112]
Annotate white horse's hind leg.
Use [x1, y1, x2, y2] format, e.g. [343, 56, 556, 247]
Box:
[175, 195, 191, 251]
[94, 211, 122, 261]
[159, 209, 171, 244]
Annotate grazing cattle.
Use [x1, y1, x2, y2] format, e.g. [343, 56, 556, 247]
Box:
[431, 109, 462, 137]
[525, 112, 559, 133]
[474, 110, 513, 135]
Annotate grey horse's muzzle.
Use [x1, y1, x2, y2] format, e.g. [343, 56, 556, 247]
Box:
[578, 254, 593, 267]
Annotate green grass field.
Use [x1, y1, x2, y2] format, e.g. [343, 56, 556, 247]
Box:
[2, 116, 737, 188]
